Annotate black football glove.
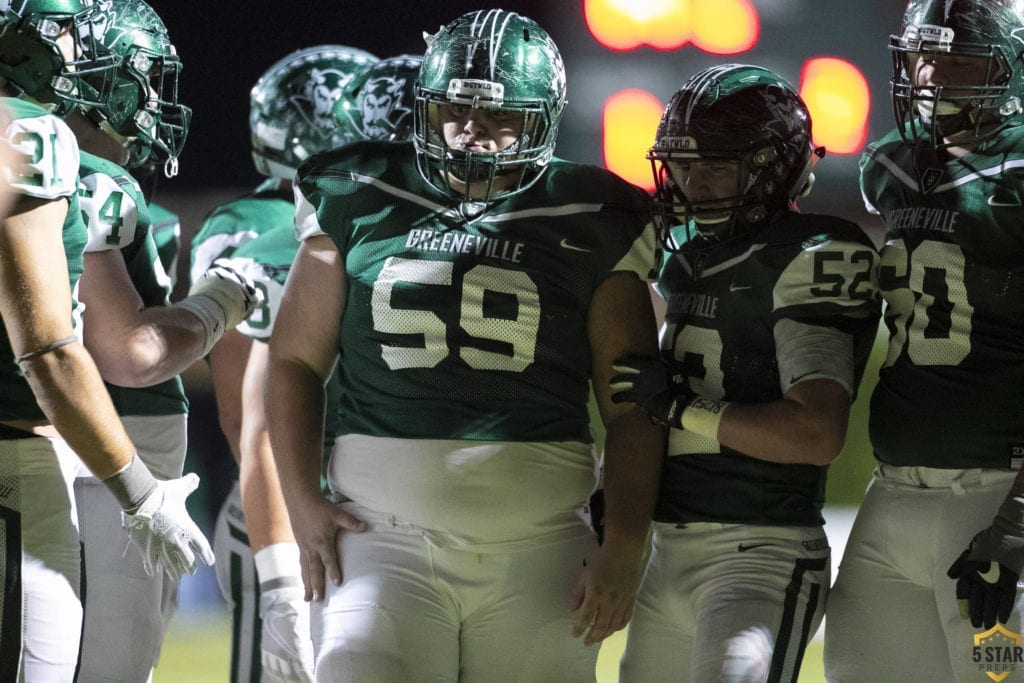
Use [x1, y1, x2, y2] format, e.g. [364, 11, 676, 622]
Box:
[609, 354, 692, 428]
[947, 486, 1024, 629]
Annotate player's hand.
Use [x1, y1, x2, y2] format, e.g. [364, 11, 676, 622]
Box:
[947, 486, 1024, 629]
[948, 530, 1024, 629]
[259, 582, 315, 683]
[194, 258, 262, 329]
[289, 495, 367, 602]
[610, 354, 691, 428]
[122, 473, 215, 580]
[570, 542, 643, 647]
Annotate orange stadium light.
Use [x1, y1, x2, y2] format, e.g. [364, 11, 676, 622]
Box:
[583, 0, 758, 53]
[799, 57, 871, 155]
[603, 89, 664, 191]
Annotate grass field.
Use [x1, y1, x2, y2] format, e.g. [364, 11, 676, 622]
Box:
[153, 611, 829, 682]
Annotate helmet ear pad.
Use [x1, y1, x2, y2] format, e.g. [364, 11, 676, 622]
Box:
[413, 9, 566, 204]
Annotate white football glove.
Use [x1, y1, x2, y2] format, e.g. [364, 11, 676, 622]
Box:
[259, 582, 314, 683]
[122, 473, 216, 580]
[177, 258, 262, 355]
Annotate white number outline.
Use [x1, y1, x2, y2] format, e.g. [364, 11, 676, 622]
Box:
[371, 256, 540, 371]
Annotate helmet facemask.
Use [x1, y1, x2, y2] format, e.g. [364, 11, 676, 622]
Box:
[650, 147, 786, 252]
[649, 64, 820, 254]
[412, 9, 567, 205]
[890, 0, 1024, 151]
[95, 45, 190, 175]
[415, 81, 550, 203]
[70, 0, 191, 176]
[0, 1, 117, 115]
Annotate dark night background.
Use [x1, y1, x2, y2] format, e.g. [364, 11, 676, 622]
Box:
[143, 0, 904, 210]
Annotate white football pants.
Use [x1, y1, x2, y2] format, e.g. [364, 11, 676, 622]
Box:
[620, 521, 830, 682]
[825, 464, 1024, 682]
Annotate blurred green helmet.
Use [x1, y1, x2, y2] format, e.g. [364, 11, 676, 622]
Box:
[86, 0, 190, 175]
[413, 9, 567, 203]
[249, 44, 378, 180]
[0, 0, 116, 114]
[335, 54, 420, 143]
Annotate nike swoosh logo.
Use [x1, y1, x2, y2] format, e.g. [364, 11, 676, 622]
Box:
[789, 370, 824, 385]
[729, 283, 752, 292]
[560, 238, 590, 252]
[988, 195, 1021, 207]
[737, 543, 772, 552]
[979, 563, 1001, 584]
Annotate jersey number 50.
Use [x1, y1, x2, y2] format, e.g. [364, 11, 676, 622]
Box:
[880, 238, 973, 367]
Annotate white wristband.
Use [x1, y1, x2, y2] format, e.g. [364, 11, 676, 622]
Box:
[254, 542, 302, 585]
[174, 293, 226, 357]
[680, 396, 729, 439]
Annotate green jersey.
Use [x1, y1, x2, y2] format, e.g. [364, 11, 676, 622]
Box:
[78, 152, 186, 417]
[861, 126, 1024, 469]
[148, 201, 181, 286]
[0, 98, 87, 421]
[655, 213, 881, 526]
[229, 227, 342, 451]
[189, 177, 293, 286]
[295, 141, 655, 443]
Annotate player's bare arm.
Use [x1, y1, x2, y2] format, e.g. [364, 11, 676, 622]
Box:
[716, 377, 851, 466]
[0, 197, 135, 476]
[208, 329, 252, 463]
[267, 235, 365, 601]
[79, 248, 207, 388]
[572, 270, 663, 647]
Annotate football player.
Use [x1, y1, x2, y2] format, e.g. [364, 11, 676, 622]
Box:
[3, 1, 259, 679]
[266, 9, 663, 680]
[610, 64, 881, 682]
[0, 1, 214, 678]
[193, 45, 380, 683]
[824, 1, 1024, 680]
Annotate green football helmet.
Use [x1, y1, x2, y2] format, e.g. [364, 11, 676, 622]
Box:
[413, 9, 567, 203]
[335, 54, 421, 143]
[0, 0, 115, 114]
[249, 45, 378, 180]
[85, 0, 190, 175]
[648, 64, 821, 251]
[891, 0, 1024, 149]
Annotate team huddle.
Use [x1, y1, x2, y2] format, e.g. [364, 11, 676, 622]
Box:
[0, 0, 1020, 681]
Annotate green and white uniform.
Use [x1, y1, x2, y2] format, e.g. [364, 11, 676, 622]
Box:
[189, 177, 293, 286]
[0, 97, 88, 681]
[229, 225, 343, 454]
[196, 180, 295, 683]
[655, 214, 880, 527]
[826, 125, 1024, 682]
[149, 201, 181, 287]
[74, 151, 189, 682]
[0, 99, 86, 421]
[621, 212, 881, 683]
[294, 140, 654, 681]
